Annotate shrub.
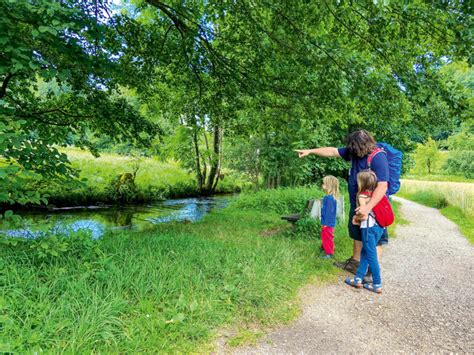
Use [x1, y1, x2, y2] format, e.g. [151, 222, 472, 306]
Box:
[105, 173, 139, 204]
[284, 216, 321, 240]
[444, 150, 474, 178]
[231, 186, 324, 215]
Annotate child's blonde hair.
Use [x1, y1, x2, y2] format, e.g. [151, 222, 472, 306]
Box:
[323, 175, 339, 198]
[356, 170, 378, 194]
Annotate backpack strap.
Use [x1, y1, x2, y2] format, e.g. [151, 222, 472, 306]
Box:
[367, 147, 385, 169]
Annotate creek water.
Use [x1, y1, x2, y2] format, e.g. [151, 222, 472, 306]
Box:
[4, 196, 231, 239]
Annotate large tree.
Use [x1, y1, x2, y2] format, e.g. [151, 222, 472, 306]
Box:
[118, 0, 472, 187]
[0, 0, 158, 210]
[1, 0, 472, 206]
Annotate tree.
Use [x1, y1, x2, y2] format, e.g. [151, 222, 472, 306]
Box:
[445, 120, 474, 178]
[412, 138, 441, 175]
[0, 0, 158, 211]
[118, 0, 472, 188]
[2, 0, 472, 205]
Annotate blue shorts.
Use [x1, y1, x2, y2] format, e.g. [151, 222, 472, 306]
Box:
[349, 207, 388, 245]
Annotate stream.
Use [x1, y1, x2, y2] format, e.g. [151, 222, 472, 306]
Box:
[3, 196, 231, 239]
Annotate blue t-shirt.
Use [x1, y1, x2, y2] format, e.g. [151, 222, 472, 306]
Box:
[321, 194, 337, 227]
[337, 146, 389, 208]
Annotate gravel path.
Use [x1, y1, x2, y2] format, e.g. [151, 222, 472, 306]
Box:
[231, 197, 474, 353]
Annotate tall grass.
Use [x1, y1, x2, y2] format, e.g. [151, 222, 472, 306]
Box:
[402, 174, 474, 183]
[400, 179, 474, 217]
[399, 179, 474, 244]
[0, 187, 353, 352]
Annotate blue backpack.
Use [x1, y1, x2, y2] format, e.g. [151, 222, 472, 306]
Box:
[367, 142, 403, 196]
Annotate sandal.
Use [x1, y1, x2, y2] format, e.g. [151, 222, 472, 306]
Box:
[364, 283, 382, 294]
[345, 277, 363, 289]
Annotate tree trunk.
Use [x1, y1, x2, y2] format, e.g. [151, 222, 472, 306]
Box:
[192, 126, 204, 193]
[206, 124, 223, 194]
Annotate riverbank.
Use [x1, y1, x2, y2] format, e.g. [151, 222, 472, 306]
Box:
[11, 147, 248, 207]
[0, 187, 352, 352]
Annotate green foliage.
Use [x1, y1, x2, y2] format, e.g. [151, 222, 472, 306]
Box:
[0, 1, 158, 207]
[441, 205, 474, 245]
[117, 1, 471, 189]
[231, 186, 324, 215]
[107, 173, 139, 204]
[0, 187, 350, 352]
[2, 1, 473, 199]
[400, 190, 449, 209]
[402, 174, 474, 183]
[0, 230, 99, 262]
[444, 121, 474, 178]
[411, 138, 441, 175]
[287, 216, 321, 240]
[445, 151, 474, 179]
[225, 137, 262, 188]
[31, 148, 196, 205]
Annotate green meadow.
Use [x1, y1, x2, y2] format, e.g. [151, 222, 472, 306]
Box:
[33, 148, 247, 206]
[0, 187, 356, 352]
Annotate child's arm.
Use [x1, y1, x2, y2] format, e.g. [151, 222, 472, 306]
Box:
[357, 194, 371, 221]
[352, 214, 360, 225]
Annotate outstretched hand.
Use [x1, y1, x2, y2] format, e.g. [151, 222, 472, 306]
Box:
[295, 149, 310, 158]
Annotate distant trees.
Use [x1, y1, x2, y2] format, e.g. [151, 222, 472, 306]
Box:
[412, 138, 441, 175]
[445, 121, 474, 178]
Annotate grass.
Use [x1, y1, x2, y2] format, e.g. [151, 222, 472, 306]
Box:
[402, 174, 474, 183]
[389, 200, 409, 231]
[24, 147, 248, 206]
[0, 186, 353, 353]
[400, 179, 473, 217]
[440, 206, 474, 244]
[399, 179, 474, 244]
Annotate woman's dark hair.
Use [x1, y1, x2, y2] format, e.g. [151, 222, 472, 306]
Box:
[346, 129, 376, 158]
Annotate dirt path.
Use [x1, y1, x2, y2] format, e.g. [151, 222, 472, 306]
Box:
[231, 197, 474, 353]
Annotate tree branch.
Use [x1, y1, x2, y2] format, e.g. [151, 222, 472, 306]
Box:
[0, 73, 14, 99]
[271, 7, 349, 74]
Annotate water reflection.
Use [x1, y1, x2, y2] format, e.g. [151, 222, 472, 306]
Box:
[3, 196, 229, 239]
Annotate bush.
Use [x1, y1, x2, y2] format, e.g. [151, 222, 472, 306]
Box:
[284, 216, 321, 240]
[106, 173, 139, 204]
[231, 186, 324, 215]
[444, 150, 474, 178]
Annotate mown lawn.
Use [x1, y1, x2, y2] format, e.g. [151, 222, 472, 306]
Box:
[0, 187, 353, 352]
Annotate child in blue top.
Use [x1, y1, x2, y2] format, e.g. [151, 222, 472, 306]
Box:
[321, 176, 339, 258]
